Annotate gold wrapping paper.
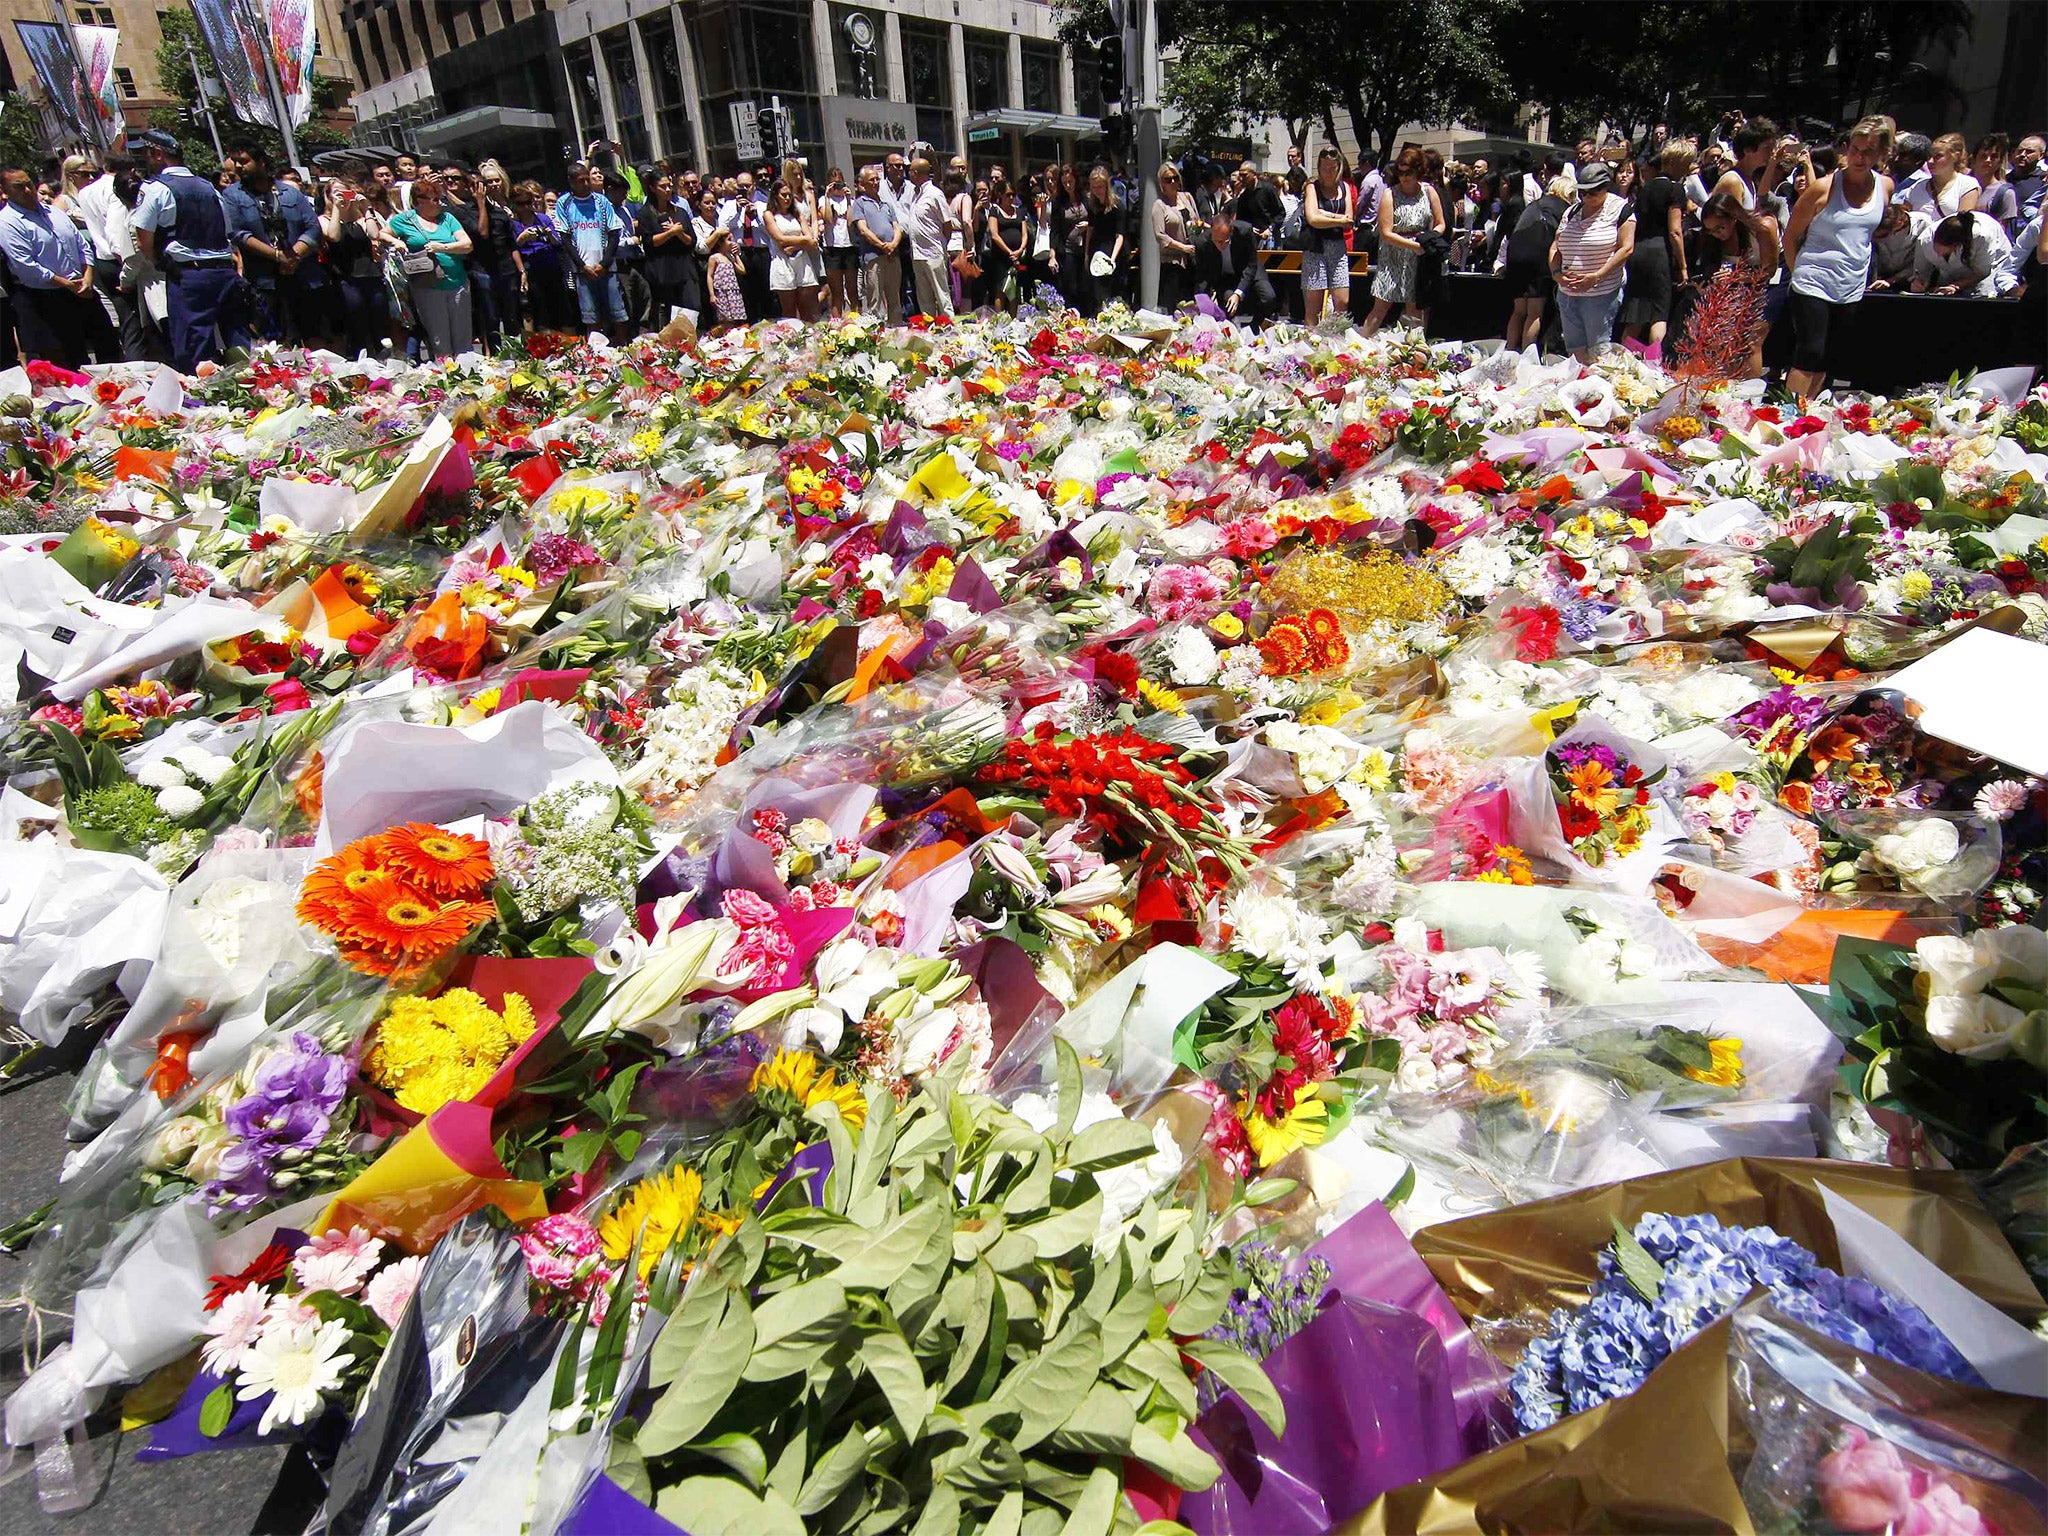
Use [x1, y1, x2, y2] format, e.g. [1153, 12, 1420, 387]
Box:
[1340, 1158, 2042, 1534]
[1339, 1318, 1752, 1535]
[1411, 1157, 2042, 1324]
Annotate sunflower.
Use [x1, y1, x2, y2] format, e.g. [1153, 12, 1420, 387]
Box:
[599, 1165, 705, 1279]
[749, 1048, 869, 1130]
[1682, 1037, 1744, 1089]
[374, 822, 495, 899]
[1240, 1089, 1328, 1168]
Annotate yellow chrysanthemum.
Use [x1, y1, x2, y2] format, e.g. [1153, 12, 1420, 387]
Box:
[1241, 1094, 1328, 1169]
[1683, 1038, 1745, 1089]
[600, 1165, 705, 1278]
[366, 989, 537, 1116]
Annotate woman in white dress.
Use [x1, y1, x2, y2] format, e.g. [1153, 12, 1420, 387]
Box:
[766, 179, 822, 321]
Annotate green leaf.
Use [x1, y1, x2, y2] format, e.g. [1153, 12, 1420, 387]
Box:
[858, 1323, 929, 1440]
[993, 1317, 1103, 1450]
[1060, 1465, 1121, 1536]
[653, 1477, 804, 1536]
[690, 1432, 768, 1490]
[650, 1255, 742, 1388]
[1126, 1422, 1220, 1490]
[941, 1259, 998, 1402]
[1012, 1192, 1104, 1260]
[741, 1277, 848, 1381]
[834, 1199, 950, 1292]
[1064, 1117, 1165, 1173]
[906, 1482, 962, 1536]
[1182, 1339, 1285, 1436]
[1052, 1037, 1084, 1141]
[1044, 1381, 1136, 1455]
[987, 1488, 1026, 1536]
[795, 1424, 870, 1516]
[198, 1381, 235, 1438]
[639, 1289, 756, 1455]
[1609, 1216, 1666, 1304]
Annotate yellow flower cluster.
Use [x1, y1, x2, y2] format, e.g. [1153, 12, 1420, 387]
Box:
[1268, 548, 1454, 628]
[1682, 1037, 1745, 1088]
[365, 988, 538, 1115]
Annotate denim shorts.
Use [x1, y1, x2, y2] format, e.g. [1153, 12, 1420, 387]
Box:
[1556, 284, 1624, 352]
[1300, 242, 1351, 292]
[575, 269, 625, 325]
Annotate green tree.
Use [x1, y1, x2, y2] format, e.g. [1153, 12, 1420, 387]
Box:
[0, 97, 56, 177]
[153, 8, 347, 174]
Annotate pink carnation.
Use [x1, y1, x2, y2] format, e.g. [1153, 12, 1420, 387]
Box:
[520, 1214, 604, 1292]
[721, 888, 780, 927]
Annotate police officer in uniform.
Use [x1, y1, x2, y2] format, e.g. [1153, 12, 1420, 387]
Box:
[130, 129, 247, 371]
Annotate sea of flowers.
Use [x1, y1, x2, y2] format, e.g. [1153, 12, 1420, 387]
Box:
[0, 307, 2044, 1531]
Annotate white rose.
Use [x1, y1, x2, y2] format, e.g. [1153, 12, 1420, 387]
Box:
[1871, 818, 1961, 877]
[184, 1125, 235, 1183]
[144, 1116, 207, 1171]
[1970, 923, 2048, 988]
[1395, 1054, 1443, 1094]
[1924, 992, 2027, 1058]
[1915, 935, 1989, 998]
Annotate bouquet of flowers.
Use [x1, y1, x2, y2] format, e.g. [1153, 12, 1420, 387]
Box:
[1548, 737, 1662, 867]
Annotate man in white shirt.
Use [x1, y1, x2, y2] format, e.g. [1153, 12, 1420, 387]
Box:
[901, 157, 954, 318]
[71, 154, 140, 354]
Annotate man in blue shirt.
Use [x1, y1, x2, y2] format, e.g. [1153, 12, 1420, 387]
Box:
[0, 165, 119, 366]
[605, 171, 649, 334]
[132, 128, 248, 371]
[551, 160, 624, 338]
[222, 140, 324, 345]
[849, 163, 903, 323]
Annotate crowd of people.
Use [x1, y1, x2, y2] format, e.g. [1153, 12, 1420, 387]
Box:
[2, 111, 2042, 385]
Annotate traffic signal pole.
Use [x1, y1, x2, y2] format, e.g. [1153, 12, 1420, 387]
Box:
[1133, 0, 1161, 311]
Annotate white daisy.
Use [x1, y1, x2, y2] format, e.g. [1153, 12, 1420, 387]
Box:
[237, 1316, 353, 1435]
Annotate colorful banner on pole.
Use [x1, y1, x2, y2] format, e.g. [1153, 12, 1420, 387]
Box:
[72, 25, 122, 138]
[12, 20, 103, 149]
[188, 0, 317, 131]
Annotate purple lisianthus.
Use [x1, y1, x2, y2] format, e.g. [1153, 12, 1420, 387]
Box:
[203, 1033, 350, 1214]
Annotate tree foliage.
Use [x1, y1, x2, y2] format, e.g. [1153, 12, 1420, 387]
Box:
[0, 97, 55, 178]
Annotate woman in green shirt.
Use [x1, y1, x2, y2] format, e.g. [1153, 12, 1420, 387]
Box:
[388, 172, 474, 359]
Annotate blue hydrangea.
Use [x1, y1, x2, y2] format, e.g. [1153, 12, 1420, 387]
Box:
[1507, 1212, 1984, 1435]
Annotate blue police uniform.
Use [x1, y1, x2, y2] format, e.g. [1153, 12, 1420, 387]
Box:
[135, 164, 247, 371]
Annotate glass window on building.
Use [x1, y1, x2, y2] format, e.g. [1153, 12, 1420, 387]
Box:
[742, 3, 814, 96]
[1021, 42, 1059, 114]
[691, 8, 735, 98]
[965, 32, 1007, 114]
[640, 14, 695, 165]
[831, 5, 884, 101]
[1072, 53, 1102, 119]
[900, 20, 952, 156]
[601, 28, 650, 164]
[564, 41, 604, 150]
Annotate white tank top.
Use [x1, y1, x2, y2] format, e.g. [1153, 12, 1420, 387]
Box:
[1790, 172, 1886, 304]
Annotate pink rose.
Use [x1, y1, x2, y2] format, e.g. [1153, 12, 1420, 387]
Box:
[1899, 1480, 1994, 1536]
[1817, 1428, 1913, 1533]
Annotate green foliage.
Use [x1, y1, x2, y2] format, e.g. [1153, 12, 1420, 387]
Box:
[617, 1050, 1272, 1534]
[0, 96, 55, 177]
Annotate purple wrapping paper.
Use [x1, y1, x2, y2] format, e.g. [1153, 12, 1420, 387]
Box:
[560, 1472, 688, 1536]
[1295, 1202, 1513, 1454]
[137, 1368, 293, 1461]
[1183, 1295, 1464, 1535]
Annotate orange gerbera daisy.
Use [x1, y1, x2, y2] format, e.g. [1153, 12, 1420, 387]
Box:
[341, 884, 489, 964]
[1564, 759, 1619, 815]
[375, 822, 495, 898]
[297, 838, 387, 923]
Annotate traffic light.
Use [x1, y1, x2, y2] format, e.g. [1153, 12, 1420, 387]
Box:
[757, 106, 784, 160]
[1095, 34, 1125, 112]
